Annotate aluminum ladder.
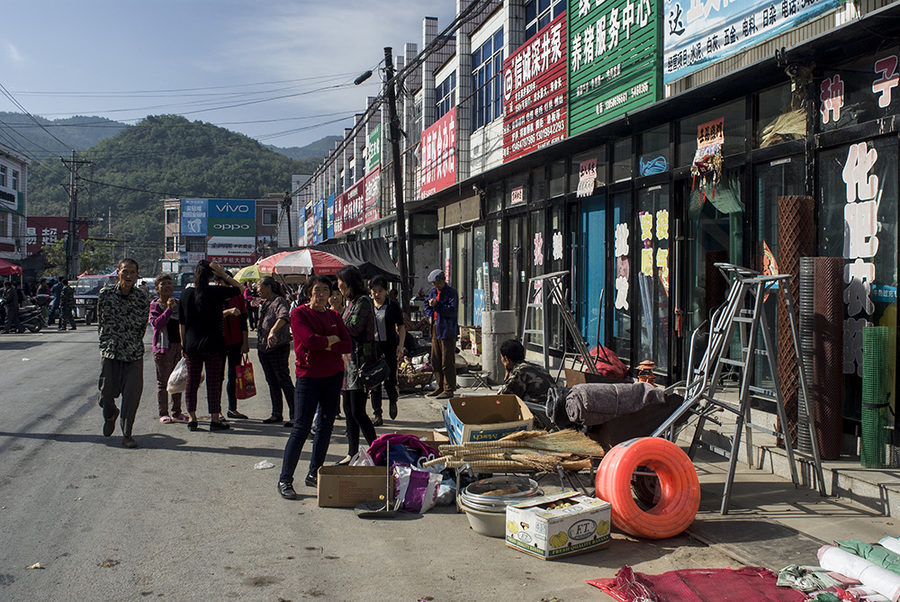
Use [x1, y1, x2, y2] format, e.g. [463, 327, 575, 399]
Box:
[520, 271, 598, 374]
[652, 263, 827, 514]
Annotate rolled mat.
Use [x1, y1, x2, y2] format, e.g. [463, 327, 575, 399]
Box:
[813, 257, 845, 461]
[880, 537, 900, 556]
[862, 326, 890, 468]
[798, 258, 816, 455]
[777, 196, 815, 448]
[818, 544, 900, 601]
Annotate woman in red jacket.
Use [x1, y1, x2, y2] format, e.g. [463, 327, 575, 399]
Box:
[278, 275, 352, 500]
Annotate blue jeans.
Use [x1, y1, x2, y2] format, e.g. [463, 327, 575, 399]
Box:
[279, 372, 344, 485]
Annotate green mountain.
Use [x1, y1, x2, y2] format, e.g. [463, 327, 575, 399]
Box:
[26, 114, 314, 273]
[0, 112, 128, 159]
[266, 136, 340, 161]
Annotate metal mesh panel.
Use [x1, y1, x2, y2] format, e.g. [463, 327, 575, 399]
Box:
[798, 258, 815, 455]
[862, 326, 890, 468]
[813, 257, 844, 461]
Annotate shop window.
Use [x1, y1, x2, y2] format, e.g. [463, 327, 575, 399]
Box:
[549, 161, 567, 197]
[611, 192, 632, 363]
[487, 182, 503, 214]
[820, 49, 900, 133]
[817, 137, 898, 421]
[472, 29, 504, 130]
[411, 213, 438, 236]
[525, 0, 566, 40]
[756, 83, 805, 148]
[262, 208, 278, 226]
[165, 237, 176, 253]
[505, 175, 529, 208]
[613, 138, 632, 183]
[185, 237, 205, 253]
[165, 208, 178, 224]
[677, 99, 746, 166]
[635, 185, 670, 373]
[639, 125, 670, 177]
[531, 167, 547, 202]
[754, 157, 804, 263]
[569, 148, 606, 193]
[435, 71, 456, 120]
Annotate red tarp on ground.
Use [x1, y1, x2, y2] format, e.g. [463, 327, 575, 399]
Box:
[587, 566, 806, 602]
[0, 258, 22, 275]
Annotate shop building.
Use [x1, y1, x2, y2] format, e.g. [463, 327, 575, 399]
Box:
[298, 0, 900, 456]
[0, 143, 27, 263]
[160, 197, 282, 273]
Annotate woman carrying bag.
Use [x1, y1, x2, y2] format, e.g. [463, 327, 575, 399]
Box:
[336, 265, 378, 464]
[217, 271, 250, 420]
[257, 276, 294, 426]
[277, 276, 352, 499]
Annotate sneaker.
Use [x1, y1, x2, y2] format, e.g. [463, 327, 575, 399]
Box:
[277, 482, 298, 500]
[389, 401, 398, 420]
[103, 407, 120, 437]
[227, 410, 248, 420]
[122, 435, 138, 449]
[304, 474, 318, 487]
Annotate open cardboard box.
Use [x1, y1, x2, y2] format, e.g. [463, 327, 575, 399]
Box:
[390, 428, 451, 450]
[443, 394, 533, 444]
[316, 465, 391, 508]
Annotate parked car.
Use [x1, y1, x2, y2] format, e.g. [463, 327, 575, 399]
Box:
[74, 275, 115, 325]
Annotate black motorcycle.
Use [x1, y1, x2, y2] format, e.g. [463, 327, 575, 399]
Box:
[18, 296, 50, 333]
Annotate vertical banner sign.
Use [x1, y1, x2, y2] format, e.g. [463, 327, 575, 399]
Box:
[181, 198, 208, 236]
[510, 186, 525, 206]
[326, 194, 335, 240]
[364, 167, 381, 224]
[614, 222, 631, 310]
[567, 0, 661, 136]
[663, 0, 841, 85]
[343, 179, 365, 232]
[313, 199, 325, 245]
[366, 124, 382, 173]
[841, 141, 880, 377]
[502, 13, 568, 162]
[333, 192, 345, 236]
[420, 107, 457, 198]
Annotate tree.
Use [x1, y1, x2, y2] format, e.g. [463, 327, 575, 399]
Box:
[41, 239, 115, 277]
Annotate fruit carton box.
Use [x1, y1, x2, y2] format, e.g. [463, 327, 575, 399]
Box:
[505, 492, 611, 560]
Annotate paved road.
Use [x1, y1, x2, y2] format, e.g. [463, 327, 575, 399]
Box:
[0, 328, 738, 601]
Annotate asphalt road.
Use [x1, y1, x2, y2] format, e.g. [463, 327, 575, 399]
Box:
[0, 328, 738, 601]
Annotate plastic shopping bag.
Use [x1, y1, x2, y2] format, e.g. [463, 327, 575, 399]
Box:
[235, 354, 257, 400]
[167, 357, 189, 393]
[392, 464, 442, 514]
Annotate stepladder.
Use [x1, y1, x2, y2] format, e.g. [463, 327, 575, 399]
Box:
[652, 263, 827, 514]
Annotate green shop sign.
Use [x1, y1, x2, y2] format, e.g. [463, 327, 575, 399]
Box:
[366, 123, 382, 173]
[567, 0, 662, 136]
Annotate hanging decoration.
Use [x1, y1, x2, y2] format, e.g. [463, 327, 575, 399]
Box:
[691, 117, 725, 206]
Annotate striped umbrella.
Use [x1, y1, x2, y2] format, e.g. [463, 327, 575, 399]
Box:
[271, 249, 347, 275]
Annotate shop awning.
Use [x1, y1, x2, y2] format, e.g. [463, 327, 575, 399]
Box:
[312, 238, 400, 282]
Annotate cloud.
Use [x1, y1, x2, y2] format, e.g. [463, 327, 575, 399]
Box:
[5, 42, 25, 66]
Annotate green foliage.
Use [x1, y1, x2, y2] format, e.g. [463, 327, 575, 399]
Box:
[41, 240, 66, 276]
[0, 112, 127, 159]
[28, 115, 314, 275]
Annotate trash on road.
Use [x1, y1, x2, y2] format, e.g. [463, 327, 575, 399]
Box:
[254, 460, 275, 470]
[25, 563, 43, 570]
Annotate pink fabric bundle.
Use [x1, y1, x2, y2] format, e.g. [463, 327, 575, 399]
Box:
[587, 565, 807, 601]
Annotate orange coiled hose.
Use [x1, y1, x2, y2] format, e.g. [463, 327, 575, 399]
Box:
[594, 437, 700, 540]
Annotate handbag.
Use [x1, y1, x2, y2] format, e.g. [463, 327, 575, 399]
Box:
[235, 353, 257, 399]
[359, 356, 389, 389]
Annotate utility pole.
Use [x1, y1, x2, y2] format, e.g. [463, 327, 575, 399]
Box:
[282, 192, 293, 248]
[62, 151, 92, 279]
[384, 46, 411, 313]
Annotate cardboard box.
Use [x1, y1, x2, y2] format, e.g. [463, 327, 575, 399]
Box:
[390, 428, 451, 450]
[505, 492, 611, 560]
[316, 465, 391, 508]
[443, 395, 534, 444]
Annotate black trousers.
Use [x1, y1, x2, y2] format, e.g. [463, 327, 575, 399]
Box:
[343, 388, 376, 456]
[370, 341, 399, 417]
[258, 345, 295, 420]
[224, 343, 242, 412]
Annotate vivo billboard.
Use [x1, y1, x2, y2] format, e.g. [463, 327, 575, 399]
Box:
[207, 199, 256, 237]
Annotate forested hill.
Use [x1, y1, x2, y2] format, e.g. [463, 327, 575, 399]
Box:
[0, 112, 128, 159]
[26, 114, 318, 273]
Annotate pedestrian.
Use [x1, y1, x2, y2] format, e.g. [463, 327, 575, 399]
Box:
[2, 280, 22, 333]
[424, 269, 459, 399]
[179, 260, 242, 432]
[277, 276, 352, 499]
[218, 271, 250, 420]
[58, 278, 77, 331]
[256, 276, 295, 426]
[368, 275, 406, 425]
[328, 280, 345, 313]
[49, 278, 63, 325]
[149, 274, 188, 424]
[97, 258, 151, 448]
[497, 339, 556, 404]
[336, 265, 378, 464]
[36, 278, 50, 297]
[243, 282, 258, 329]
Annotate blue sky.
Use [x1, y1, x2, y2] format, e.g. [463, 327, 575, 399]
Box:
[1, 0, 456, 149]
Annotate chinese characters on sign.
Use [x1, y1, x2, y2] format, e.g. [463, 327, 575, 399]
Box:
[420, 108, 457, 198]
[567, 0, 661, 135]
[841, 141, 880, 377]
[614, 222, 630, 310]
[502, 13, 568, 162]
[181, 198, 208, 236]
[664, 0, 841, 84]
[577, 158, 597, 198]
[366, 124, 382, 173]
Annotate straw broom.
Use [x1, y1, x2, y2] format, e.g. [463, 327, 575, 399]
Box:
[439, 429, 605, 457]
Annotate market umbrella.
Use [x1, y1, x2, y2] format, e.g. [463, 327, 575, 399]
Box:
[0, 258, 22, 275]
[257, 251, 292, 274]
[271, 249, 347, 275]
[233, 263, 261, 282]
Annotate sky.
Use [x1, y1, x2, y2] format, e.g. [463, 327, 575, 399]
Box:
[1, 0, 458, 150]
